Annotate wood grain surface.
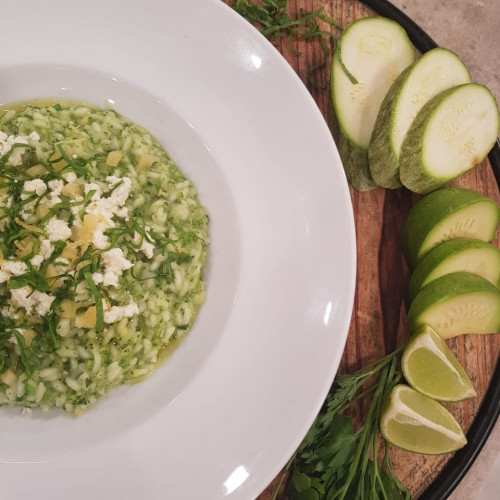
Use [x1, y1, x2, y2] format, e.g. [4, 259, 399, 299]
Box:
[223, 1, 500, 498]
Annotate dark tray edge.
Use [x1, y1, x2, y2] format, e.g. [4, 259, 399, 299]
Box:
[360, 0, 500, 498]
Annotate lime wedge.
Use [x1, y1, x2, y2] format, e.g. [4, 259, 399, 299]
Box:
[380, 384, 467, 454]
[402, 325, 476, 401]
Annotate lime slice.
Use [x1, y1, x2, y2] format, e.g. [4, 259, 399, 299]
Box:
[402, 325, 476, 401]
[380, 384, 467, 454]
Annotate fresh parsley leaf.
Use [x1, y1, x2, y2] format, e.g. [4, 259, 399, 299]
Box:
[275, 348, 411, 500]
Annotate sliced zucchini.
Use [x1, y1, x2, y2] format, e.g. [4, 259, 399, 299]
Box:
[331, 16, 415, 191]
[407, 272, 500, 338]
[328, 103, 376, 191]
[368, 48, 471, 188]
[399, 83, 500, 194]
[402, 187, 500, 270]
[409, 238, 500, 300]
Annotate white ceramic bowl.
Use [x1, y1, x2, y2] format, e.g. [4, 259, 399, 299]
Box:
[0, 1, 356, 498]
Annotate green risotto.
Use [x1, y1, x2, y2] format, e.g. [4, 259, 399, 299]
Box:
[0, 102, 209, 415]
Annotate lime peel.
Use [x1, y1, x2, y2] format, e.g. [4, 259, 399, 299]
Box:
[381, 384, 467, 454]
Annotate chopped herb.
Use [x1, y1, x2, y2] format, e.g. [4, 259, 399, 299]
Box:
[54, 144, 88, 177]
[11, 330, 39, 377]
[84, 272, 104, 333]
[231, 0, 342, 87]
[275, 347, 411, 500]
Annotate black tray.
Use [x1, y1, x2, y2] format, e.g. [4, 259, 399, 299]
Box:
[361, 0, 500, 498]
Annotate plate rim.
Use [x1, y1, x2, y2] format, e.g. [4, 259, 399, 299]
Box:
[0, 0, 357, 497]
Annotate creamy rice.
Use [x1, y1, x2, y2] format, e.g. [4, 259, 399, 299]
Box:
[0, 101, 209, 415]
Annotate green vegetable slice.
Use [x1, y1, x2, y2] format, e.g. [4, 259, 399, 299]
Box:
[330, 16, 414, 191]
[399, 83, 500, 194]
[368, 48, 471, 188]
[409, 238, 500, 300]
[401, 187, 500, 270]
[407, 272, 500, 338]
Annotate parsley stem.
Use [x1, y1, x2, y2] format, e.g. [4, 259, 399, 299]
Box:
[336, 362, 391, 500]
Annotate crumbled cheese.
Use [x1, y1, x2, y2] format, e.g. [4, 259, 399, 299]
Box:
[29, 255, 44, 268]
[48, 179, 64, 196]
[23, 179, 47, 197]
[99, 248, 134, 287]
[83, 176, 132, 249]
[45, 217, 72, 242]
[28, 131, 40, 142]
[84, 182, 102, 201]
[0, 259, 28, 283]
[62, 172, 77, 183]
[140, 239, 155, 259]
[46, 179, 64, 208]
[0, 132, 30, 166]
[39, 239, 55, 260]
[1, 260, 28, 276]
[133, 230, 155, 259]
[11, 286, 55, 316]
[85, 176, 132, 225]
[91, 272, 104, 285]
[103, 302, 139, 324]
[92, 226, 110, 250]
[20, 179, 47, 221]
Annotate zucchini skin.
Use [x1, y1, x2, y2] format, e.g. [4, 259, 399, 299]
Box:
[328, 102, 377, 191]
[399, 84, 500, 194]
[408, 238, 500, 300]
[330, 16, 414, 191]
[368, 66, 410, 189]
[407, 271, 500, 337]
[398, 90, 444, 194]
[401, 188, 500, 270]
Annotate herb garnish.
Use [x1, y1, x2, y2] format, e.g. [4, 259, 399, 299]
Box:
[84, 272, 104, 333]
[231, 0, 341, 87]
[274, 348, 411, 500]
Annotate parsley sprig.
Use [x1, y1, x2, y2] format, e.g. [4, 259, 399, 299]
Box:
[275, 348, 412, 500]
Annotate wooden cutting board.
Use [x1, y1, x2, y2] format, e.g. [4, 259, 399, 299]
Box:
[223, 1, 500, 498]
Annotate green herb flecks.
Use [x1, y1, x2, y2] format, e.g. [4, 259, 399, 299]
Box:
[232, 0, 340, 41]
[11, 330, 39, 377]
[231, 0, 341, 88]
[275, 347, 412, 500]
[40, 189, 96, 225]
[83, 271, 104, 333]
[53, 144, 88, 178]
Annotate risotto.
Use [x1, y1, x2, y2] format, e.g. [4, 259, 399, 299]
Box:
[0, 101, 209, 415]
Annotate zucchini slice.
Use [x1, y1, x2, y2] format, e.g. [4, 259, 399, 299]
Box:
[331, 16, 415, 191]
[409, 238, 500, 300]
[399, 83, 500, 194]
[407, 272, 500, 339]
[368, 48, 471, 188]
[402, 187, 500, 270]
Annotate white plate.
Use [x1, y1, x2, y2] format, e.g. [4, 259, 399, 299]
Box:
[0, 1, 356, 498]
